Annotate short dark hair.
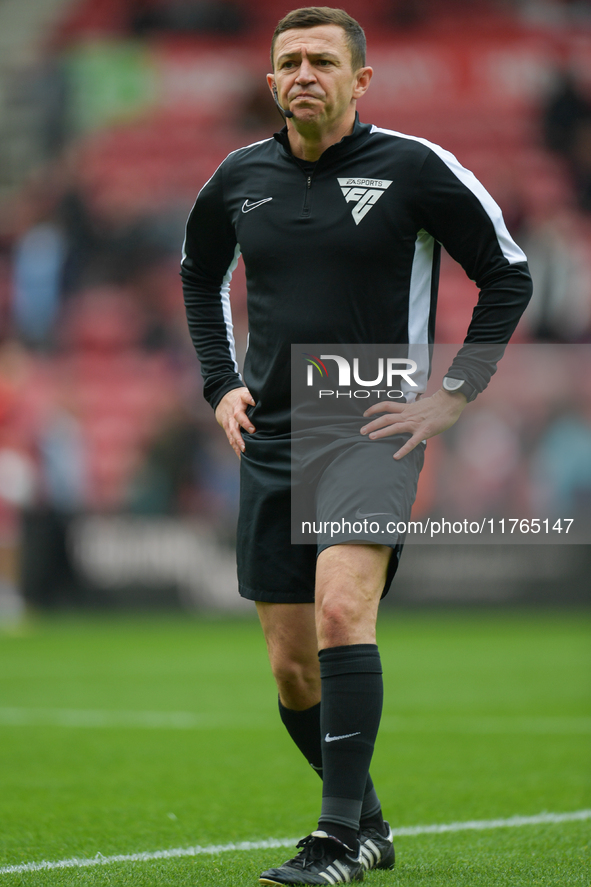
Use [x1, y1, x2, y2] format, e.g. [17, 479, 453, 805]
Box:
[271, 7, 366, 71]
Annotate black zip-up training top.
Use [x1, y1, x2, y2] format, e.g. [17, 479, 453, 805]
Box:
[181, 116, 532, 434]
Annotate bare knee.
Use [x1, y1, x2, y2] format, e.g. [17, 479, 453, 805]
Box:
[315, 544, 390, 649]
[256, 602, 320, 710]
[316, 593, 362, 648]
[270, 652, 320, 710]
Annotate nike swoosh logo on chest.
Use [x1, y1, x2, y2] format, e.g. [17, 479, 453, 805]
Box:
[242, 198, 273, 213]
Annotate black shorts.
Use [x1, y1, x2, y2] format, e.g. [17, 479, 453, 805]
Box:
[236, 433, 424, 604]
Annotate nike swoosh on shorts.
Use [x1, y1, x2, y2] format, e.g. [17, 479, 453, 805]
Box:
[354, 509, 393, 519]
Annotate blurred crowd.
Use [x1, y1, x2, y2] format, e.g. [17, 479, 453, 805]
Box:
[0, 0, 590, 610]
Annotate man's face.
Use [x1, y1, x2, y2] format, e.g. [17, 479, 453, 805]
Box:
[269, 24, 370, 128]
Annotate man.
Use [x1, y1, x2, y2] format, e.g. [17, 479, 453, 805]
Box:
[181, 7, 532, 885]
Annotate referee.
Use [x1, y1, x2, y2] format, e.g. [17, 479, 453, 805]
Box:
[181, 7, 532, 885]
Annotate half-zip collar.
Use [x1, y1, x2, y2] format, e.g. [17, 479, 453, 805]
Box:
[273, 113, 372, 168]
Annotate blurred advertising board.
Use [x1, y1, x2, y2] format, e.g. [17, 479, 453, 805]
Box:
[63, 30, 591, 132]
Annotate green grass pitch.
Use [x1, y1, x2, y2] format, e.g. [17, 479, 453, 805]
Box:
[0, 608, 589, 886]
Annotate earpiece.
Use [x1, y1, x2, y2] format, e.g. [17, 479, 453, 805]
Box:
[272, 85, 294, 118]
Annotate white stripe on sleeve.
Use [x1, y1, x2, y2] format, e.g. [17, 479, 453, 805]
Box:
[220, 242, 242, 376]
[371, 125, 527, 265]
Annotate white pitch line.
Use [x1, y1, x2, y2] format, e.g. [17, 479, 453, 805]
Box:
[388, 809, 591, 836]
[0, 708, 267, 730]
[379, 715, 591, 735]
[0, 708, 589, 734]
[0, 810, 589, 876]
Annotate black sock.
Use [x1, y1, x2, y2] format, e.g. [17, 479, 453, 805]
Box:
[278, 698, 384, 830]
[278, 700, 324, 776]
[317, 644, 383, 838]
